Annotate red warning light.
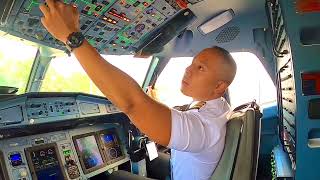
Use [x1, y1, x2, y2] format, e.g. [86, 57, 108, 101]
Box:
[296, 0, 320, 13]
[176, 0, 188, 9]
[301, 72, 320, 95]
[143, 2, 149, 6]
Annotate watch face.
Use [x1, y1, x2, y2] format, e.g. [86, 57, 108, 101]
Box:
[71, 36, 81, 44]
[67, 32, 84, 48]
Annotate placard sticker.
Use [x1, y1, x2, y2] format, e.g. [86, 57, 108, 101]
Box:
[146, 141, 158, 161]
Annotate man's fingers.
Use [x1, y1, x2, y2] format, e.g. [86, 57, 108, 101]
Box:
[39, 4, 50, 16]
[56, 1, 65, 9]
[45, 0, 56, 11]
[71, 3, 78, 14]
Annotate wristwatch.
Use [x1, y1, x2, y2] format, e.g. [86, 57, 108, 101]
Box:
[65, 32, 85, 52]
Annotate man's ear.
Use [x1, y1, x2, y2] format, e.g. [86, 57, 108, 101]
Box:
[215, 81, 229, 94]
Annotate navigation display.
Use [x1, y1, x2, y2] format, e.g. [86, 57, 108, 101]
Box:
[74, 134, 104, 173]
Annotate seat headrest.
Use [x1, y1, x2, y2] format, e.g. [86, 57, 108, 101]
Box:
[228, 100, 261, 120]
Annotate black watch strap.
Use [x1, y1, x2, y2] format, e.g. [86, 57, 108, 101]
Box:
[66, 32, 85, 52]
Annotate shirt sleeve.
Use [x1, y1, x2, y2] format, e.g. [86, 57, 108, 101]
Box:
[168, 108, 221, 153]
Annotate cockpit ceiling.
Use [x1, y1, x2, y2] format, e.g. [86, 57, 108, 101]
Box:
[167, 0, 268, 57]
[0, 0, 267, 56]
[0, 0, 200, 55]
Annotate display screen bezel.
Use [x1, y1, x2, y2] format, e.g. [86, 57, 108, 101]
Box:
[97, 128, 126, 164]
[72, 132, 106, 174]
[24, 143, 67, 180]
[9, 153, 23, 167]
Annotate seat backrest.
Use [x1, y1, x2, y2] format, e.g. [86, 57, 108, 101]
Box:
[211, 116, 242, 180]
[232, 108, 261, 180]
[211, 106, 262, 180]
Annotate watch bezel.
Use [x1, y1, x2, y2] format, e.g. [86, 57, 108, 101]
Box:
[66, 32, 85, 51]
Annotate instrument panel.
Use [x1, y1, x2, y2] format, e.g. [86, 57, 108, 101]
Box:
[0, 93, 121, 131]
[0, 93, 133, 179]
[0, 0, 188, 55]
[0, 124, 128, 180]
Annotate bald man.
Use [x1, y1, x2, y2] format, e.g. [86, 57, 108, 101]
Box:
[39, 1, 237, 179]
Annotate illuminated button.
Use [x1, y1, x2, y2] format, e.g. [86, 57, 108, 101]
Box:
[35, 32, 44, 40]
[133, 1, 140, 7]
[19, 168, 28, 177]
[29, 119, 35, 124]
[95, 5, 102, 11]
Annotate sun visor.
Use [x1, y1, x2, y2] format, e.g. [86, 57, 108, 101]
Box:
[134, 8, 196, 58]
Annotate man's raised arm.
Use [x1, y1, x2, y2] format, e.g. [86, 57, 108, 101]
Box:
[39, 0, 171, 146]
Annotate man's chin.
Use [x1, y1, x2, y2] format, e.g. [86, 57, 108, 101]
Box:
[180, 87, 191, 97]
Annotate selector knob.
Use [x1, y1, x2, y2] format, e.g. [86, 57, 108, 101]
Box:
[108, 148, 117, 158]
[67, 159, 76, 166]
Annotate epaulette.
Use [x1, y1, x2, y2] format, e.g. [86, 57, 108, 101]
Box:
[173, 101, 206, 111]
[188, 101, 206, 111]
[173, 104, 190, 111]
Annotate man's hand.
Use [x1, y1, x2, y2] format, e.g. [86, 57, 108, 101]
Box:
[39, 0, 80, 44]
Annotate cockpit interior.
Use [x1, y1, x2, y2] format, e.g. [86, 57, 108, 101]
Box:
[1, 0, 320, 179]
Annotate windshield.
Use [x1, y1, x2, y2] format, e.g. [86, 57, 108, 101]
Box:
[40, 55, 152, 96]
[0, 32, 38, 94]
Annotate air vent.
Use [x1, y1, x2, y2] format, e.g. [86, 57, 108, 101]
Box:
[215, 26, 240, 43]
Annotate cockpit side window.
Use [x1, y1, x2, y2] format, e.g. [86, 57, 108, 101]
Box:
[228, 52, 276, 107]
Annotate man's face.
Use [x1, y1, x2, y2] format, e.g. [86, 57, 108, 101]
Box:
[181, 49, 223, 101]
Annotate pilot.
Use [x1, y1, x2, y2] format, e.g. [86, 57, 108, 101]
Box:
[39, 1, 237, 179]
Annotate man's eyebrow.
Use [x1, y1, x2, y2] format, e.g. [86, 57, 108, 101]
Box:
[198, 60, 209, 69]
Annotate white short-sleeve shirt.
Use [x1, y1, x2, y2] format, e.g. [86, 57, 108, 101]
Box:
[168, 97, 231, 180]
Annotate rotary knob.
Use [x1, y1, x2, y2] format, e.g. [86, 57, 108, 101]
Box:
[108, 148, 117, 159]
